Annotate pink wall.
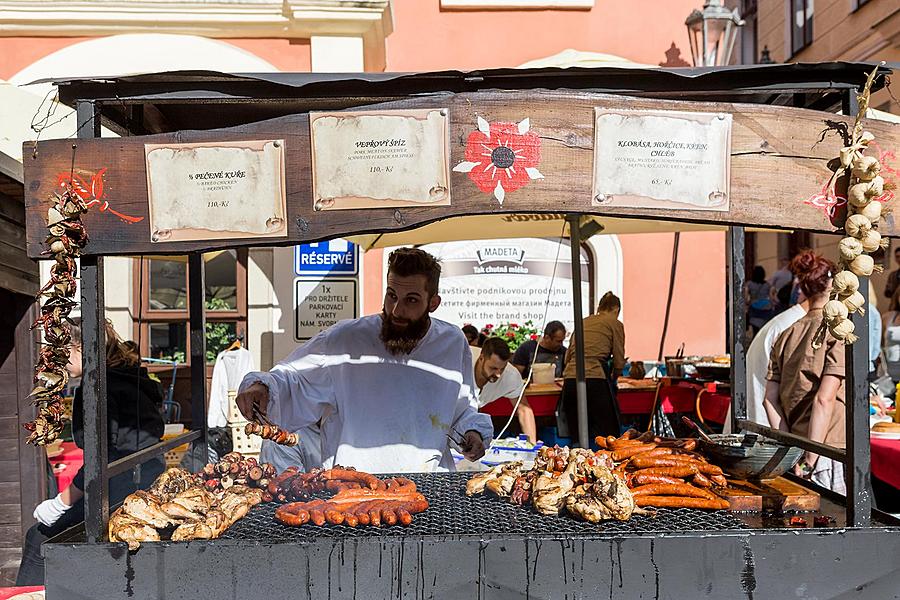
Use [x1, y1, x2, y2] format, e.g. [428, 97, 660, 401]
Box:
[386, 1, 700, 70]
[619, 231, 726, 360]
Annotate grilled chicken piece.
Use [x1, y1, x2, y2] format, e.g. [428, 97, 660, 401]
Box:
[149, 467, 197, 501]
[171, 509, 229, 541]
[465, 464, 505, 496]
[565, 484, 615, 522]
[532, 456, 580, 515]
[565, 476, 647, 523]
[161, 487, 216, 520]
[122, 490, 179, 528]
[108, 508, 160, 550]
[484, 461, 523, 498]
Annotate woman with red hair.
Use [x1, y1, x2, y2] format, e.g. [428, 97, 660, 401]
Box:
[764, 251, 845, 493]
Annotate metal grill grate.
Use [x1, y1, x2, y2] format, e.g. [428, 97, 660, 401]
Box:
[221, 472, 749, 542]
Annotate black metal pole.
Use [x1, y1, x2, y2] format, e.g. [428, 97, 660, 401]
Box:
[76, 99, 109, 543]
[843, 89, 871, 527]
[188, 252, 208, 470]
[566, 215, 589, 449]
[727, 227, 748, 431]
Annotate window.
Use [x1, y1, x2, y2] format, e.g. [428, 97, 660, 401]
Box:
[135, 249, 247, 365]
[790, 0, 814, 55]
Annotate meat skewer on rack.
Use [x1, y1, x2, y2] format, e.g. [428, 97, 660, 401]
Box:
[244, 402, 299, 446]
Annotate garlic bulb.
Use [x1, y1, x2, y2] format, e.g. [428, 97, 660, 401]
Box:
[860, 229, 888, 253]
[845, 214, 872, 238]
[849, 254, 879, 277]
[832, 270, 860, 296]
[858, 200, 883, 223]
[838, 237, 864, 262]
[847, 183, 872, 208]
[823, 299, 849, 322]
[865, 175, 885, 198]
[829, 318, 858, 343]
[851, 156, 881, 182]
[841, 290, 866, 315]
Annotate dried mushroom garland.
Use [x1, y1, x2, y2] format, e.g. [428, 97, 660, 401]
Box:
[25, 186, 90, 445]
[816, 63, 892, 347]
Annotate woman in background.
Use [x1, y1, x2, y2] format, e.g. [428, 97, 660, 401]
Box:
[17, 320, 165, 585]
[763, 251, 845, 493]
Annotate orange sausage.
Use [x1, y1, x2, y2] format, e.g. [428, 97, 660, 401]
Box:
[635, 496, 729, 510]
[630, 484, 719, 501]
[630, 465, 699, 478]
[611, 444, 658, 461]
[631, 473, 685, 487]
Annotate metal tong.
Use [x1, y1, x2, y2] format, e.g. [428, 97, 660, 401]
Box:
[251, 400, 276, 428]
[446, 427, 473, 453]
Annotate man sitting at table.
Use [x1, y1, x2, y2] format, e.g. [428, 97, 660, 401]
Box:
[511, 321, 567, 379]
[472, 337, 535, 443]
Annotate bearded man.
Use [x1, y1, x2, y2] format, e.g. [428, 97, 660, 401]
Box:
[236, 247, 492, 473]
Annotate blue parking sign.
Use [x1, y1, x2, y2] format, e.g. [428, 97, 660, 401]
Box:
[295, 239, 358, 276]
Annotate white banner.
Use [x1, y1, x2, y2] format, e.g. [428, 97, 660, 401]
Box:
[593, 108, 731, 211]
[145, 140, 287, 242]
[311, 108, 450, 210]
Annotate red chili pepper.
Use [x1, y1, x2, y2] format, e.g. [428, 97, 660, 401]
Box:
[789, 516, 807, 527]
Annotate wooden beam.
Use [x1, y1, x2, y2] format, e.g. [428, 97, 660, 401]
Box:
[23, 90, 900, 257]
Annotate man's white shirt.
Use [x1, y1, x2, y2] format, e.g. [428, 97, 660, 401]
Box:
[240, 315, 493, 473]
[470, 346, 524, 408]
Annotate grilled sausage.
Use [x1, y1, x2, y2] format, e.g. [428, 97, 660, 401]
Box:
[630, 456, 724, 476]
[630, 484, 719, 501]
[611, 444, 658, 461]
[634, 496, 730, 510]
[692, 473, 713, 488]
[630, 473, 685, 487]
[631, 465, 699, 478]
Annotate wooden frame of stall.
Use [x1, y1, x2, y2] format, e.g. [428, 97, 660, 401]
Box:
[20, 62, 900, 598]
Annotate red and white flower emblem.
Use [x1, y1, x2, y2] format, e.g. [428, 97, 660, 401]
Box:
[453, 116, 543, 205]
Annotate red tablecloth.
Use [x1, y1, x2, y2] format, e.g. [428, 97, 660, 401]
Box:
[617, 384, 731, 425]
[871, 437, 900, 490]
[481, 382, 731, 425]
[0, 586, 43, 600]
[51, 441, 83, 492]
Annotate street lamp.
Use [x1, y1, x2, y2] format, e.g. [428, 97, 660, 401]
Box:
[685, 0, 745, 67]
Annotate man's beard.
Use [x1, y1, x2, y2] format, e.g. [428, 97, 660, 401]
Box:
[380, 310, 431, 355]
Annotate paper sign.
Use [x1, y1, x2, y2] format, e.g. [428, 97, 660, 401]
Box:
[294, 278, 358, 341]
[592, 108, 732, 211]
[145, 140, 287, 242]
[310, 108, 451, 210]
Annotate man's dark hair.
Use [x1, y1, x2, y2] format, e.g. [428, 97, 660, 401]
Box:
[461, 324, 479, 343]
[481, 336, 511, 361]
[387, 247, 441, 296]
[543, 320, 566, 337]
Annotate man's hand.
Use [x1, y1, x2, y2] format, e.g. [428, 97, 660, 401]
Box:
[462, 430, 485, 462]
[235, 382, 269, 422]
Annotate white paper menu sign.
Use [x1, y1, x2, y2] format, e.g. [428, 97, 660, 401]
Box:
[145, 140, 287, 242]
[592, 108, 732, 212]
[310, 108, 451, 210]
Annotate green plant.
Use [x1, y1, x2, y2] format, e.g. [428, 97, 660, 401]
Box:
[204, 297, 237, 362]
[484, 320, 539, 353]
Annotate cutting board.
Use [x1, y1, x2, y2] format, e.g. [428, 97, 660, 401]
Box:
[722, 477, 820, 512]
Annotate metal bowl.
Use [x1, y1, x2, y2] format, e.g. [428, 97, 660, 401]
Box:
[699, 434, 803, 480]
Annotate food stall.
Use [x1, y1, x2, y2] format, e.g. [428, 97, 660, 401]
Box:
[21, 63, 900, 598]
